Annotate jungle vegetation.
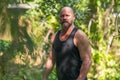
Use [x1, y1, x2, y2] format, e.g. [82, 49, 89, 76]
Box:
[0, 0, 120, 80]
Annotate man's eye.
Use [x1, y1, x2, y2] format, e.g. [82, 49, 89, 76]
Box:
[61, 15, 64, 17]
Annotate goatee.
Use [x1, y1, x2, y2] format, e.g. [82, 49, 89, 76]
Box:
[61, 21, 72, 28]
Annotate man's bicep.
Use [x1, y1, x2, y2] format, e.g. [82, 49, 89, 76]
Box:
[49, 33, 56, 62]
[78, 43, 91, 61]
[79, 45, 91, 61]
[76, 30, 91, 60]
[45, 47, 55, 69]
[51, 47, 56, 63]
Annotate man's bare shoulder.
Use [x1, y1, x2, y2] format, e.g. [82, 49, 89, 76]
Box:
[75, 29, 88, 40]
[51, 33, 57, 44]
[75, 29, 91, 48]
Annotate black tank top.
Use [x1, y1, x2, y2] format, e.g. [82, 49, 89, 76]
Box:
[53, 28, 85, 80]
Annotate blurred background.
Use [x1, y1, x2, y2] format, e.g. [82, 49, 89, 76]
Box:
[0, 0, 120, 80]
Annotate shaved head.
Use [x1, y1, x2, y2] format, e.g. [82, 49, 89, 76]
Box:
[59, 7, 75, 29]
[60, 7, 75, 16]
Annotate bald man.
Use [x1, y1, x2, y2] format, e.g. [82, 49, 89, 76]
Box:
[42, 7, 92, 80]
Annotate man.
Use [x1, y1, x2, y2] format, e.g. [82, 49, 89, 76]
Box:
[42, 6, 92, 80]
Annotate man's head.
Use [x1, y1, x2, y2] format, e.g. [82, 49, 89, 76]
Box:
[59, 7, 75, 29]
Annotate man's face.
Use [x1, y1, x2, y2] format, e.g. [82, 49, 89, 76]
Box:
[60, 8, 75, 28]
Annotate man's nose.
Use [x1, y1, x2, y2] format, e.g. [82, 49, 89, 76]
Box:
[63, 16, 67, 20]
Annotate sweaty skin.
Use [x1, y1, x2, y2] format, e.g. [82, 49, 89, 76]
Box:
[42, 7, 92, 80]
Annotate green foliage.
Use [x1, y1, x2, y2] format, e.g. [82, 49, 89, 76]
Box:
[0, 40, 10, 52]
[0, 0, 120, 80]
[1, 67, 42, 80]
[89, 49, 120, 80]
[48, 67, 58, 80]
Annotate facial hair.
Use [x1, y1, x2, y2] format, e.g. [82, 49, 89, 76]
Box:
[61, 21, 72, 29]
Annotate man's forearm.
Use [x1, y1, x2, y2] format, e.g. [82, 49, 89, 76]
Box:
[43, 67, 53, 80]
[42, 58, 55, 80]
[77, 59, 92, 80]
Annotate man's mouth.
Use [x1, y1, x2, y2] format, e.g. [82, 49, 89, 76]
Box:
[62, 21, 68, 24]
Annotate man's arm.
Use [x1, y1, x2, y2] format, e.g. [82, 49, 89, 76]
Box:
[42, 35, 55, 80]
[42, 49, 55, 80]
[75, 30, 92, 80]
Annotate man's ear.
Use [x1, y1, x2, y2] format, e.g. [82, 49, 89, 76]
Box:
[73, 14, 76, 19]
[74, 17, 75, 20]
[73, 16, 75, 21]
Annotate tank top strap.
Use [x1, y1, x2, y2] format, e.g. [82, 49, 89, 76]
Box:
[55, 27, 78, 41]
[70, 27, 78, 38]
[55, 30, 61, 38]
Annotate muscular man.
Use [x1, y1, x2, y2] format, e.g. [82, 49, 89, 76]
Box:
[42, 6, 92, 80]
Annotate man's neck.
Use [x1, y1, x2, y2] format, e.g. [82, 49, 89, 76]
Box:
[61, 24, 74, 36]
